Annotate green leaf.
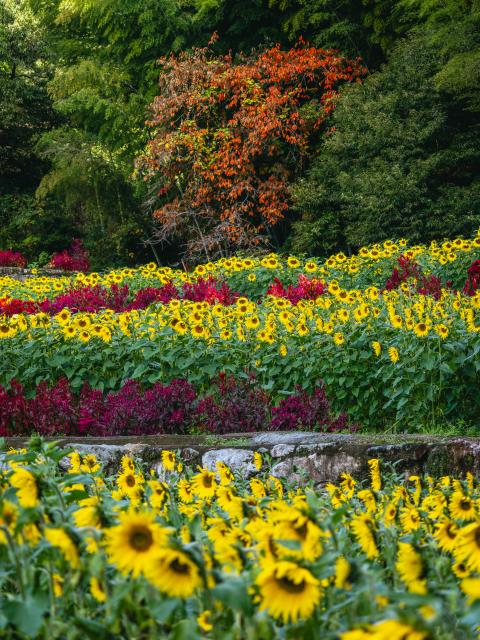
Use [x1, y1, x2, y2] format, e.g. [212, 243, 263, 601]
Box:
[2, 595, 48, 636]
[172, 619, 200, 640]
[150, 598, 180, 623]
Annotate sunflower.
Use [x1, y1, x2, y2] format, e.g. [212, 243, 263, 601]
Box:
[191, 468, 217, 500]
[78, 330, 91, 343]
[388, 346, 399, 363]
[341, 620, 427, 640]
[117, 471, 144, 497]
[452, 559, 471, 578]
[435, 324, 449, 339]
[461, 577, 480, 603]
[45, 528, 80, 569]
[73, 496, 102, 528]
[368, 459, 381, 492]
[0, 323, 13, 339]
[396, 543, 426, 593]
[421, 492, 446, 520]
[145, 547, 202, 598]
[81, 454, 100, 474]
[340, 473, 356, 500]
[121, 455, 135, 472]
[10, 467, 38, 508]
[256, 560, 321, 624]
[274, 515, 323, 562]
[334, 556, 352, 590]
[371, 341, 381, 357]
[216, 462, 234, 486]
[400, 507, 421, 533]
[55, 309, 71, 326]
[245, 315, 260, 330]
[216, 486, 243, 520]
[161, 450, 176, 472]
[147, 480, 169, 510]
[105, 510, 169, 576]
[178, 478, 194, 504]
[191, 324, 206, 338]
[350, 513, 378, 559]
[333, 332, 345, 346]
[74, 315, 91, 330]
[253, 452, 263, 471]
[197, 610, 213, 632]
[0, 500, 18, 544]
[454, 522, 480, 572]
[51, 573, 64, 598]
[413, 322, 429, 337]
[88, 576, 107, 603]
[449, 492, 477, 521]
[383, 502, 397, 527]
[434, 519, 459, 553]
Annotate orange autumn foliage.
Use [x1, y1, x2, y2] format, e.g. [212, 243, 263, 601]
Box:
[139, 40, 365, 259]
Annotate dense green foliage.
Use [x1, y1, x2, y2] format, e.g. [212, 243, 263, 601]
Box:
[0, 0, 479, 266]
[290, 35, 480, 255]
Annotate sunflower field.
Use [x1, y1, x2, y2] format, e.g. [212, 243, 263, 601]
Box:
[0, 441, 479, 639]
[1, 233, 480, 431]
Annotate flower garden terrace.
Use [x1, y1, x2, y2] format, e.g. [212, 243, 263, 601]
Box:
[0, 233, 480, 431]
[1, 441, 480, 639]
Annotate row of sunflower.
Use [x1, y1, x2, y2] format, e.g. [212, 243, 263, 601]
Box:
[1, 440, 479, 638]
[1, 235, 479, 303]
[1, 233, 480, 429]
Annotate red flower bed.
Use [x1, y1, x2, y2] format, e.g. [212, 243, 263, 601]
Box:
[0, 298, 39, 314]
[50, 239, 90, 272]
[267, 274, 326, 304]
[0, 376, 356, 437]
[182, 276, 238, 305]
[385, 255, 450, 299]
[0, 250, 27, 268]
[463, 260, 480, 296]
[0, 278, 239, 317]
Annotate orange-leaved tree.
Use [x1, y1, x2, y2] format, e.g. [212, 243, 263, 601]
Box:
[139, 40, 365, 260]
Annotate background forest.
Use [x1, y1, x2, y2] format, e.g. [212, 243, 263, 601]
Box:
[1, 0, 479, 269]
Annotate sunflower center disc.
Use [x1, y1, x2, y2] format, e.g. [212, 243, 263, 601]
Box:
[276, 576, 306, 594]
[130, 527, 153, 551]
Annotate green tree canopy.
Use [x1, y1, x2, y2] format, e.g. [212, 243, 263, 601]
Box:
[290, 35, 480, 256]
[0, 0, 54, 192]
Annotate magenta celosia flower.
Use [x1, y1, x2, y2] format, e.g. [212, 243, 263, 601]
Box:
[50, 240, 90, 272]
[0, 250, 27, 268]
[267, 274, 326, 304]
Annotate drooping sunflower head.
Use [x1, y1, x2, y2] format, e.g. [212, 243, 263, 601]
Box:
[434, 519, 459, 552]
[256, 560, 321, 624]
[161, 450, 177, 472]
[10, 467, 39, 508]
[145, 548, 202, 599]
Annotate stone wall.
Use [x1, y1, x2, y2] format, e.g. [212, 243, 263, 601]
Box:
[6, 432, 480, 482]
[0, 267, 68, 281]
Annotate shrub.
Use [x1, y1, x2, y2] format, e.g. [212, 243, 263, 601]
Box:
[0, 376, 355, 436]
[196, 373, 270, 434]
[50, 239, 90, 272]
[267, 274, 326, 304]
[0, 249, 27, 268]
[463, 260, 480, 296]
[270, 384, 354, 432]
[385, 255, 448, 300]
